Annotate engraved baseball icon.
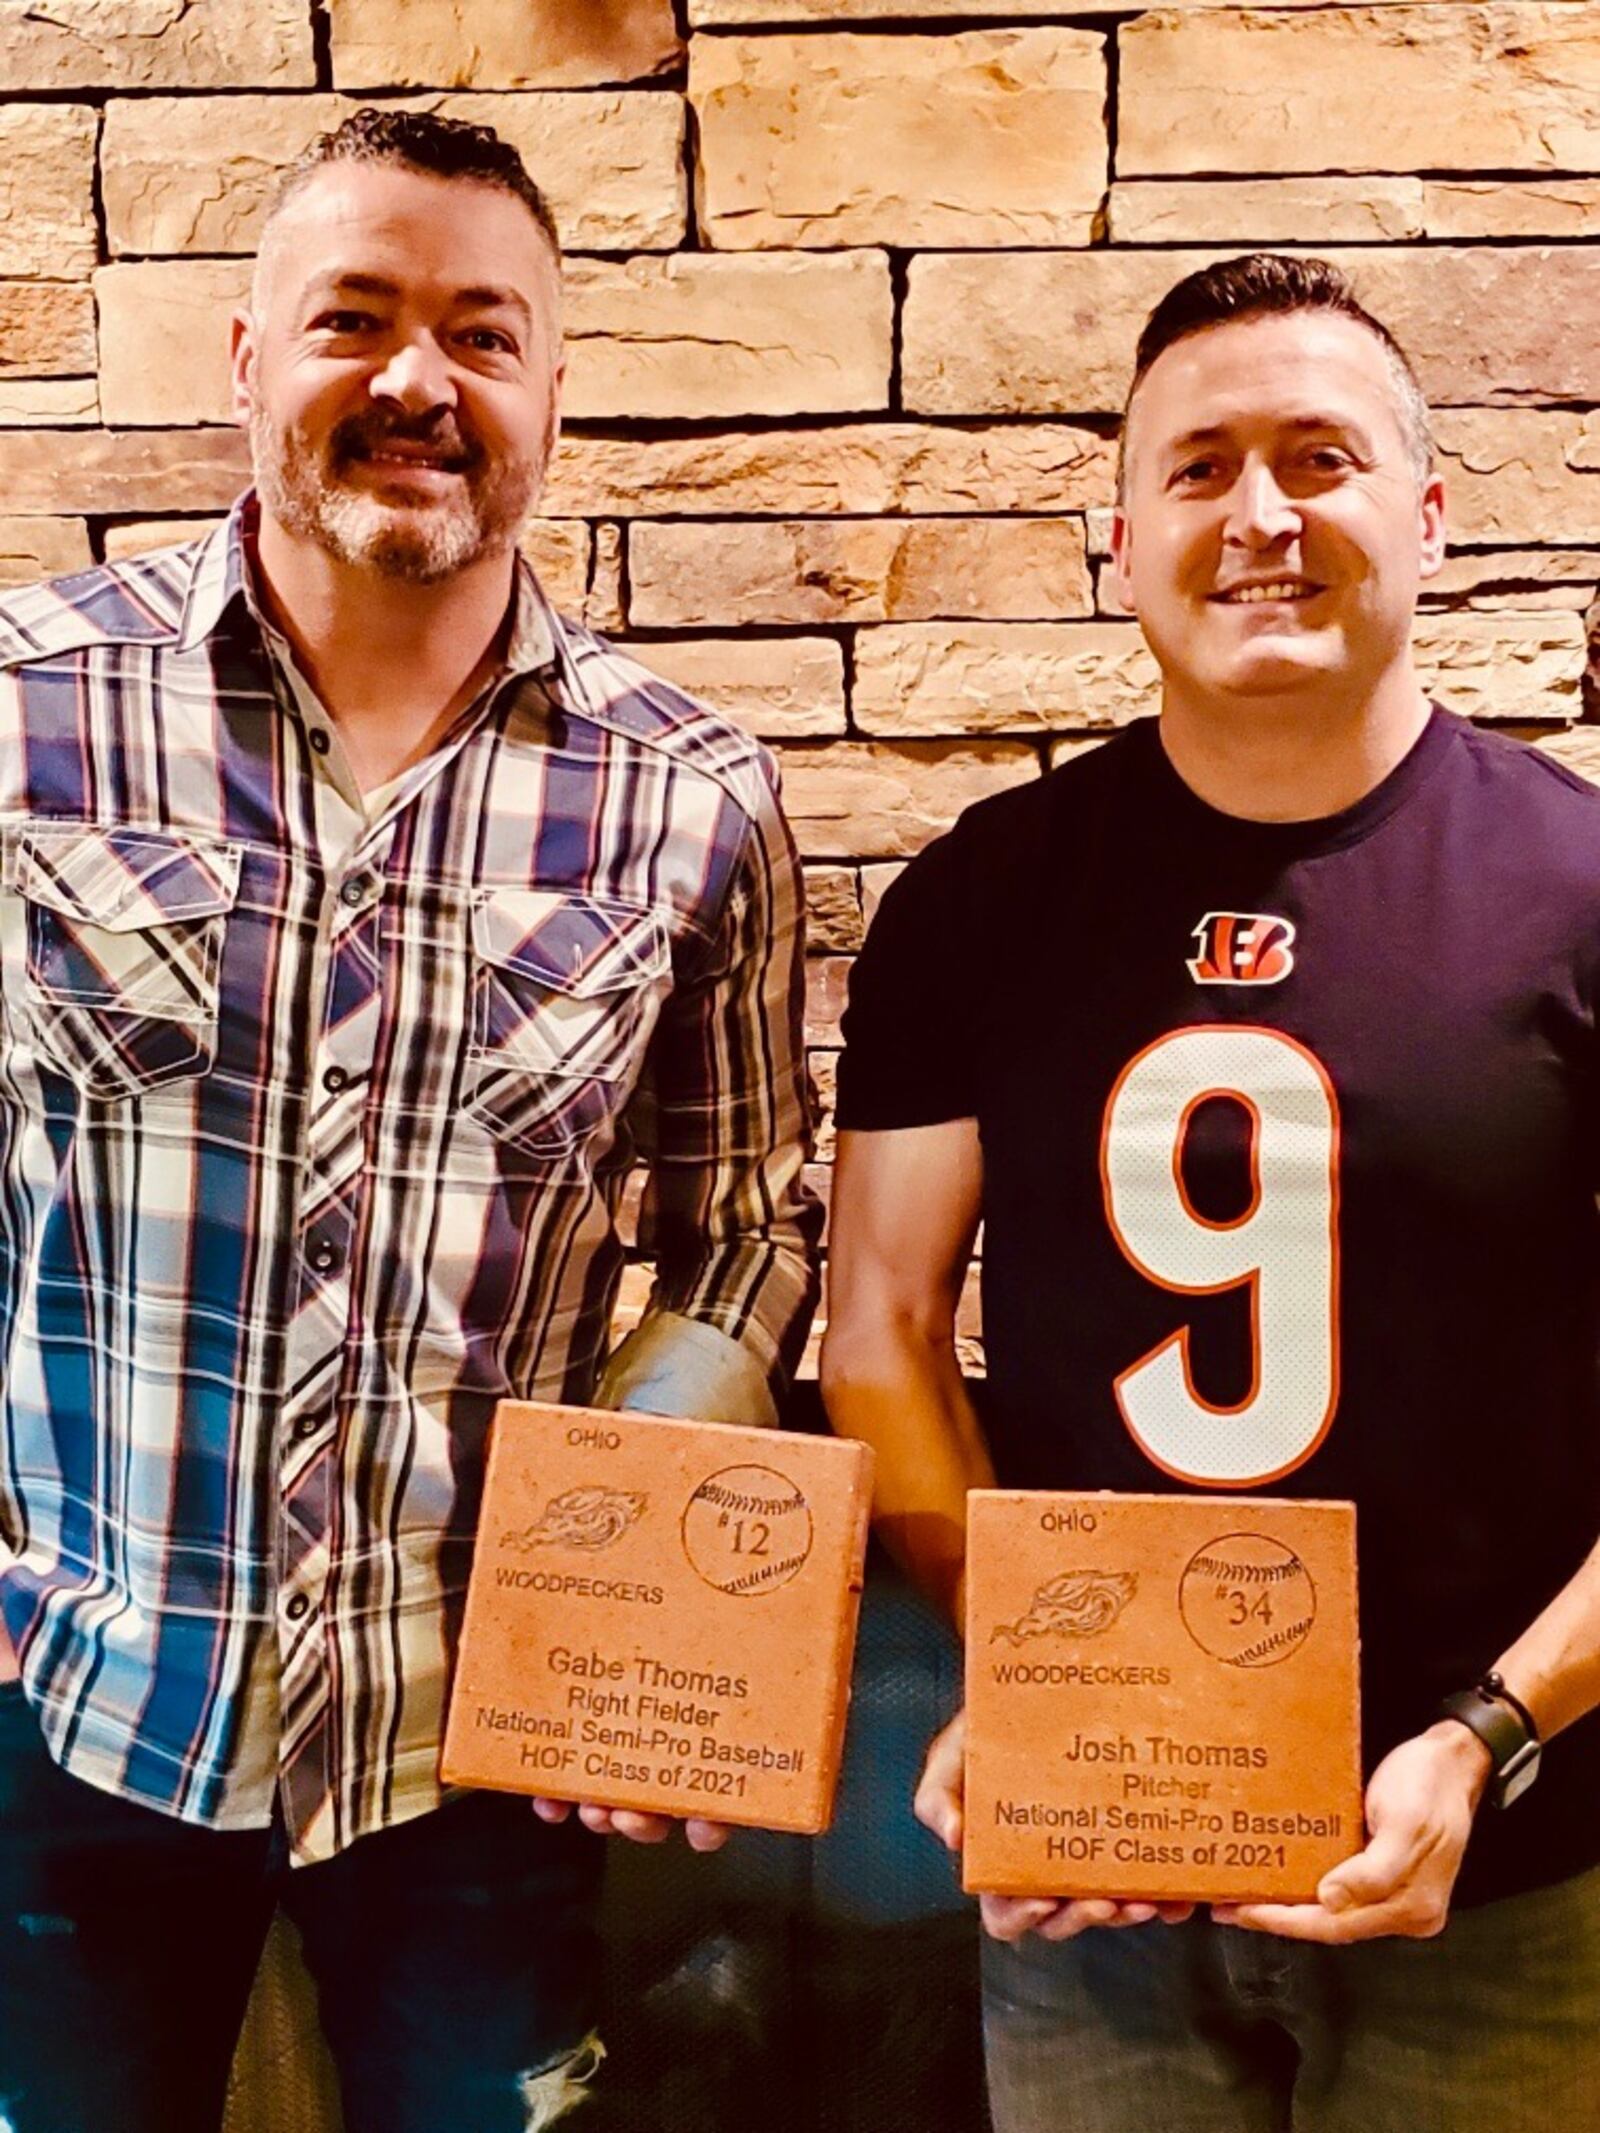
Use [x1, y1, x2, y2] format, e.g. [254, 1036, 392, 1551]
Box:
[1179, 1531, 1316, 1668]
[682, 1465, 813, 1596]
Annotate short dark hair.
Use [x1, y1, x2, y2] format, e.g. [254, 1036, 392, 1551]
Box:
[263, 106, 561, 260]
[1120, 252, 1431, 489]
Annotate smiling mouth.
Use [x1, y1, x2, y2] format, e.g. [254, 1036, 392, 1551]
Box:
[1212, 581, 1324, 605]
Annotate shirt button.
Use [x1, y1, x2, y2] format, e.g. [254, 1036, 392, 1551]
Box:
[340, 876, 374, 908]
[322, 1066, 348, 1094]
[292, 1414, 321, 1442]
[309, 1242, 339, 1274]
[309, 729, 331, 756]
[286, 1594, 311, 1622]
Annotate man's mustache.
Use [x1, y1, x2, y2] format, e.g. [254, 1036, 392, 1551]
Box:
[328, 416, 480, 472]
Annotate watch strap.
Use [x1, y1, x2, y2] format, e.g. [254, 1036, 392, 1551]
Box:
[1436, 1679, 1541, 1809]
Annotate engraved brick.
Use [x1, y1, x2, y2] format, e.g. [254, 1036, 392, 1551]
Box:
[0, 379, 98, 426]
[0, 106, 97, 277]
[964, 1493, 1361, 1902]
[442, 1401, 873, 1833]
[778, 741, 1039, 860]
[0, 284, 96, 380]
[95, 261, 246, 428]
[0, 430, 250, 516]
[629, 518, 1092, 627]
[692, 29, 1106, 250]
[854, 623, 1160, 737]
[545, 424, 1116, 518]
[904, 248, 1600, 415]
[1119, 6, 1600, 178]
[1436, 410, 1600, 544]
[1424, 178, 1600, 239]
[102, 92, 688, 257]
[0, 517, 92, 587]
[564, 254, 892, 420]
[1109, 178, 1424, 245]
[0, 0, 314, 91]
[517, 521, 593, 615]
[804, 867, 863, 955]
[1414, 614, 1587, 720]
[102, 518, 225, 560]
[628, 638, 847, 738]
[330, 0, 682, 91]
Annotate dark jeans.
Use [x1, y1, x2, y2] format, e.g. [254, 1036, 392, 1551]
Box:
[0, 1681, 604, 2133]
[983, 1863, 1600, 2133]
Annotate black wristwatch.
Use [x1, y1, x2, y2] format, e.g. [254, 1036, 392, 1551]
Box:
[1436, 1671, 1541, 1809]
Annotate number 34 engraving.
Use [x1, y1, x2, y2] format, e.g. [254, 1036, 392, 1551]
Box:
[1100, 1025, 1340, 1488]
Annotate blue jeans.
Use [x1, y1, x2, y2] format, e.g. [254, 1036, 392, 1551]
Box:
[0, 1681, 604, 2133]
[983, 1865, 1600, 2133]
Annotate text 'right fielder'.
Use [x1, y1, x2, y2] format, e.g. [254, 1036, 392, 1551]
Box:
[823, 254, 1600, 2133]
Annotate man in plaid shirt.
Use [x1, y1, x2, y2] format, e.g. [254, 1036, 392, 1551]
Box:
[0, 110, 820, 2131]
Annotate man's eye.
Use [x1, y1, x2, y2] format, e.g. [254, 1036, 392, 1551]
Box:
[1303, 448, 1350, 471]
[313, 311, 377, 335]
[1173, 460, 1221, 486]
[461, 328, 516, 355]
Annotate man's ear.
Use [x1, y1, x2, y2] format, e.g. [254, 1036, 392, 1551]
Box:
[1417, 470, 1447, 583]
[1109, 501, 1135, 615]
[228, 308, 257, 432]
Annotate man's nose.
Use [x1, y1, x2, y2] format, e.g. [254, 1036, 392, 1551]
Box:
[1225, 462, 1300, 548]
[368, 336, 457, 415]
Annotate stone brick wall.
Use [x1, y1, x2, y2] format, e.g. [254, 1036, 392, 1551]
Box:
[5, 0, 1600, 1374]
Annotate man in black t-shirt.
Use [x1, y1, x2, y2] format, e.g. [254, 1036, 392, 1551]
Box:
[823, 255, 1600, 2131]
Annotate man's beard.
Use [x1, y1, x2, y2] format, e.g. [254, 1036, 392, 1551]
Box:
[251, 402, 545, 585]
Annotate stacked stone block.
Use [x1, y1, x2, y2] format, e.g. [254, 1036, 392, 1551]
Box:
[2, 0, 1599, 1378]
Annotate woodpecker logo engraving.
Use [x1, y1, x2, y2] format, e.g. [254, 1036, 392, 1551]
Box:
[1187, 912, 1296, 986]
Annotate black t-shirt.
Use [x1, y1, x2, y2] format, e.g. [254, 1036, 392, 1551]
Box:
[837, 709, 1600, 1905]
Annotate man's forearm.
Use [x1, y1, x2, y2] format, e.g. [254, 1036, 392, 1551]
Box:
[1494, 1533, 1600, 1741]
[821, 1318, 993, 1628]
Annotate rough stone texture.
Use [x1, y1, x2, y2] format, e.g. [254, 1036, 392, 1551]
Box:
[516, 521, 592, 614]
[103, 92, 688, 257]
[0, 284, 96, 379]
[0, 106, 97, 277]
[623, 637, 848, 737]
[0, 379, 98, 425]
[628, 518, 1093, 627]
[905, 247, 1600, 415]
[809, 1049, 838, 1162]
[804, 867, 863, 954]
[1109, 179, 1424, 244]
[1421, 550, 1600, 608]
[777, 740, 1039, 859]
[0, 0, 314, 92]
[329, 0, 683, 90]
[0, 517, 92, 586]
[0, 430, 249, 516]
[692, 29, 1106, 249]
[1413, 614, 1587, 721]
[588, 522, 626, 635]
[563, 254, 893, 420]
[860, 861, 904, 930]
[94, 261, 247, 428]
[806, 957, 851, 1045]
[1119, 7, 1600, 178]
[690, 0, 1423, 15]
[1424, 179, 1600, 238]
[1435, 411, 1600, 544]
[102, 518, 224, 559]
[854, 623, 1161, 736]
[545, 424, 1116, 518]
[1537, 726, 1600, 784]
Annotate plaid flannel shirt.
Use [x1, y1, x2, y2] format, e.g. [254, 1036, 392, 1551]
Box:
[0, 495, 820, 1863]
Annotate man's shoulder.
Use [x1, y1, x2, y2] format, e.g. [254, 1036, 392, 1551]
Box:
[0, 538, 209, 671]
[550, 616, 781, 825]
[1456, 718, 1600, 819]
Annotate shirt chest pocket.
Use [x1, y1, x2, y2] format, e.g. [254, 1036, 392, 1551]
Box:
[2, 825, 242, 1100]
[467, 889, 670, 1164]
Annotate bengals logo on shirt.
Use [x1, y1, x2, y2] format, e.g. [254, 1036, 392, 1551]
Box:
[1187, 912, 1296, 986]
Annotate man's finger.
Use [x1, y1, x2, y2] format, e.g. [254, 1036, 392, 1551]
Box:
[683, 1817, 732, 1853]
[979, 1893, 1063, 1942]
[1315, 1822, 1422, 1913]
[607, 1807, 675, 1844]
[530, 1796, 574, 1824]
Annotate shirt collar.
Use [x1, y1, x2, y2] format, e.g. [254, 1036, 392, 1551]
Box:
[175, 487, 561, 680]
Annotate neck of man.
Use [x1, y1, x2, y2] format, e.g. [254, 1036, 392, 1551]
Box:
[1156, 653, 1432, 826]
[252, 509, 518, 793]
